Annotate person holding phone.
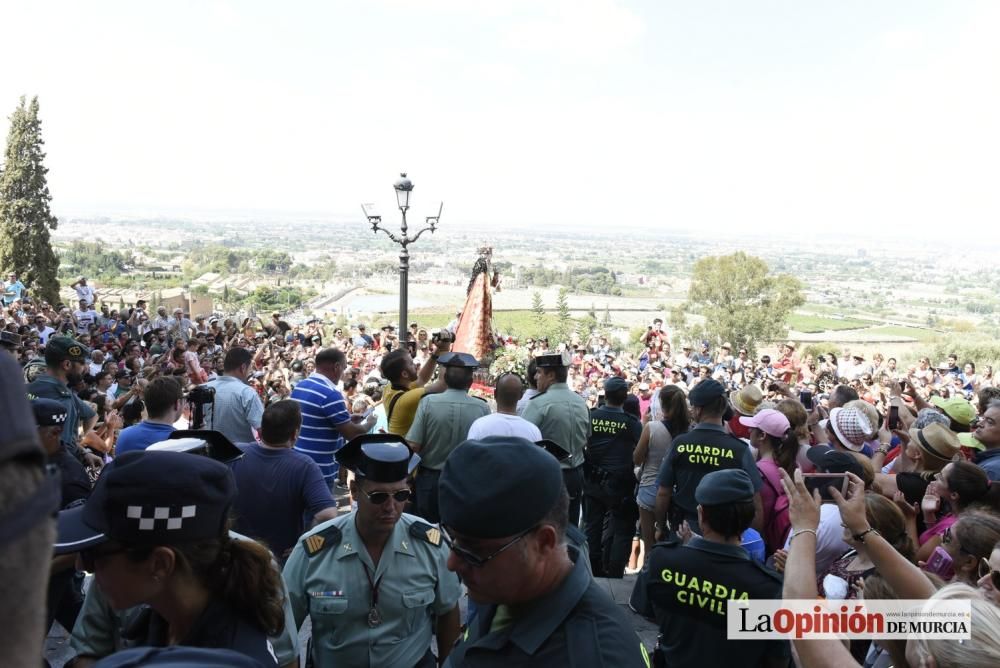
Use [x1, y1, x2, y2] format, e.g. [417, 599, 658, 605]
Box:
[776, 447, 861, 575]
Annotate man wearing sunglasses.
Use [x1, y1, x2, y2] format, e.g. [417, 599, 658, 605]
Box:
[283, 435, 461, 668]
[438, 437, 648, 667]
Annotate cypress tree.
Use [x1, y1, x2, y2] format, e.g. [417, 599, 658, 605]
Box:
[0, 97, 60, 304]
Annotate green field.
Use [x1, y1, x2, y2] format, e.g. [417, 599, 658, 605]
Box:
[862, 326, 941, 342]
[786, 314, 870, 333]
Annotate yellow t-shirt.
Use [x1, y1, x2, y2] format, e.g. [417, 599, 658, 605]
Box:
[384, 385, 427, 436]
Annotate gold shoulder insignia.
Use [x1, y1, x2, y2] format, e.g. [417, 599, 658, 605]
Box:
[305, 535, 325, 555]
[409, 520, 442, 546]
[301, 524, 342, 557]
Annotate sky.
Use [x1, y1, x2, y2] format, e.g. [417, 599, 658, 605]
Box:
[2, 0, 999, 240]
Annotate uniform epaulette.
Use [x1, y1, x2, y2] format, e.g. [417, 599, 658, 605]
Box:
[529, 391, 546, 400]
[302, 523, 342, 557]
[473, 395, 488, 403]
[409, 520, 442, 546]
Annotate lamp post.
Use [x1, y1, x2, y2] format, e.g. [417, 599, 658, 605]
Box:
[362, 173, 443, 338]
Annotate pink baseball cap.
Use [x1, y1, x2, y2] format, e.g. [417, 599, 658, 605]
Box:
[738, 409, 791, 438]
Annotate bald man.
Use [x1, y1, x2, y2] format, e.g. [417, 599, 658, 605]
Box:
[467, 373, 542, 441]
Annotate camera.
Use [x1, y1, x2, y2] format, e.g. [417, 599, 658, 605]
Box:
[187, 385, 216, 405]
[430, 328, 453, 344]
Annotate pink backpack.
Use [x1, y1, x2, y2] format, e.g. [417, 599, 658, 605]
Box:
[757, 459, 791, 555]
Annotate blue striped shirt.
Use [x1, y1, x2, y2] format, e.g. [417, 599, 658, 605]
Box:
[291, 373, 350, 483]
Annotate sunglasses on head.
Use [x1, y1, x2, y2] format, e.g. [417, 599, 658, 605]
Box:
[364, 488, 411, 505]
[980, 557, 1000, 590]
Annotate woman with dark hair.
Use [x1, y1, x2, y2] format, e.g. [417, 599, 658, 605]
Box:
[741, 408, 799, 554]
[908, 460, 1000, 563]
[633, 385, 690, 559]
[54, 451, 284, 665]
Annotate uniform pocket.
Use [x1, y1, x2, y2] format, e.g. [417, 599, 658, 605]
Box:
[311, 597, 349, 615]
[402, 588, 435, 631]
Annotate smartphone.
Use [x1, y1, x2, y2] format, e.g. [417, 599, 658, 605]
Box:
[799, 390, 813, 410]
[923, 546, 955, 580]
[406, 340, 417, 355]
[888, 405, 900, 430]
[803, 473, 849, 501]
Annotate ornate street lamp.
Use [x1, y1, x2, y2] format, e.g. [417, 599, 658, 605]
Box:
[362, 173, 443, 337]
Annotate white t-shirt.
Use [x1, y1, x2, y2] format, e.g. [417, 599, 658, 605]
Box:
[75, 284, 96, 306]
[467, 413, 543, 441]
[74, 309, 96, 333]
[782, 503, 851, 575]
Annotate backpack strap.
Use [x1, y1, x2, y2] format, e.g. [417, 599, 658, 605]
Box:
[385, 390, 407, 423]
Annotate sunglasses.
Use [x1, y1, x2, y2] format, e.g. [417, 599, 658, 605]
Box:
[364, 488, 411, 505]
[979, 557, 1000, 590]
[441, 525, 538, 568]
[79, 545, 132, 571]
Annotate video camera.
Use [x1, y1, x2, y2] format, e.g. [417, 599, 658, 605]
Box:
[430, 328, 453, 344]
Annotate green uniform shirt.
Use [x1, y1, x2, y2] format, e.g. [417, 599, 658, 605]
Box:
[405, 389, 490, 470]
[283, 512, 461, 668]
[521, 383, 591, 469]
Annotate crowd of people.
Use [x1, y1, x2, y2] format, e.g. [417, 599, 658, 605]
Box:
[4, 272, 1000, 667]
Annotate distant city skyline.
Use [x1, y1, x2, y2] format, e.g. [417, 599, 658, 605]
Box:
[4, 1, 1000, 241]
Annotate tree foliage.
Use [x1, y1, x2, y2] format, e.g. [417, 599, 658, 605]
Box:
[0, 96, 60, 303]
[554, 287, 572, 345]
[531, 290, 545, 334]
[59, 241, 133, 278]
[681, 252, 804, 354]
[520, 265, 622, 296]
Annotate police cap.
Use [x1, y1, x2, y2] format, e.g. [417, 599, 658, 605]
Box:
[436, 351, 480, 368]
[439, 436, 563, 539]
[535, 438, 570, 462]
[535, 351, 571, 368]
[604, 376, 628, 393]
[335, 434, 419, 482]
[92, 646, 265, 667]
[44, 335, 90, 363]
[687, 378, 727, 407]
[0, 331, 21, 348]
[695, 469, 755, 506]
[32, 398, 68, 427]
[54, 450, 235, 554]
[146, 430, 244, 465]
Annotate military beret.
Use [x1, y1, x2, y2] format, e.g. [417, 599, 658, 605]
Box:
[44, 335, 90, 363]
[335, 434, 419, 482]
[695, 469, 755, 506]
[535, 351, 571, 368]
[31, 398, 68, 427]
[439, 437, 563, 539]
[604, 377, 628, 393]
[688, 378, 726, 407]
[436, 351, 480, 368]
[0, 331, 21, 348]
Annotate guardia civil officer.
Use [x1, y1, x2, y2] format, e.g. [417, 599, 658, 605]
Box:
[405, 352, 490, 523]
[438, 437, 649, 667]
[521, 351, 591, 525]
[582, 376, 642, 577]
[54, 451, 285, 666]
[645, 469, 789, 668]
[282, 434, 462, 667]
[35, 398, 91, 637]
[653, 379, 763, 537]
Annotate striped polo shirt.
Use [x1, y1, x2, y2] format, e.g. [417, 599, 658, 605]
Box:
[291, 373, 351, 483]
